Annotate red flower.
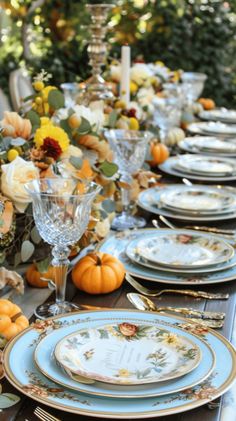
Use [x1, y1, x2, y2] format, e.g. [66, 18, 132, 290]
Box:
[41, 137, 62, 160]
[127, 108, 137, 118]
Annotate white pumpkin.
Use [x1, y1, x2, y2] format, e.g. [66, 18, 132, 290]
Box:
[165, 127, 185, 146]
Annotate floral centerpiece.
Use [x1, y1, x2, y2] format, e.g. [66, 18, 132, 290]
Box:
[0, 70, 160, 269]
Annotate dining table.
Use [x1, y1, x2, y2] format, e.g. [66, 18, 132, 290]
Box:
[1, 172, 236, 421]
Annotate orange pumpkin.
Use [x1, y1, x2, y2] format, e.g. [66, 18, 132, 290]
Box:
[149, 143, 169, 166]
[198, 98, 215, 110]
[0, 299, 29, 341]
[25, 263, 55, 288]
[72, 252, 125, 294]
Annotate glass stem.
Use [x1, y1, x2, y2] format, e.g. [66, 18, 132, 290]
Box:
[51, 246, 70, 304]
[121, 187, 131, 216]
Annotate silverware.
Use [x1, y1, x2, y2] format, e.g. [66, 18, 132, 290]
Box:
[125, 273, 229, 300]
[127, 293, 225, 320]
[34, 406, 61, 421]
[159, 215, 176, 229]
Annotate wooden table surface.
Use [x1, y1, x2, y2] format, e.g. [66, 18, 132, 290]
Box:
[1, 173, 236, 421]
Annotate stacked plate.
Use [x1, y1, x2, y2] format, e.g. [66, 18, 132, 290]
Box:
[179, 136, 236, 157]
[3, 308, 236, 418]
[187, 121, 236, 138]
[159, 154, 236, 181]
[99, 228, 236, 286]
[199, 108, 236, 124]
[138, 184, 236, 222]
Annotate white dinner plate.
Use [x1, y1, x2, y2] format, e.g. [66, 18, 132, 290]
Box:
[179, 137, 236, 157]
[199, 108, 236, 123]
[174, 155, 236, 176]
[187, 121, 236, 137]
[135, 231, 234, 269]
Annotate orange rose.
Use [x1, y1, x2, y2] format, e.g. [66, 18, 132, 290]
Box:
[118, 322, 138, 337]
[1, 112, 32, 139]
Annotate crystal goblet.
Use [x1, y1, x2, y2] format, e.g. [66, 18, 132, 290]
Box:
[25, 177, 100, 319]
[104, 129, 152, 230]
[60, 83, 81, 107]
[181, 72, 207, 105]
[152, 96, 181, 144]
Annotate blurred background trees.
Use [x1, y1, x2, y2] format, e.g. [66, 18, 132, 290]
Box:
[0, 0, 236, 106]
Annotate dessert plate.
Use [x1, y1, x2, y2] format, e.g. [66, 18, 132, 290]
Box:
[4, 310, 236, 418]
[135, 230, 234, 269]
[34, 319, 214, 398]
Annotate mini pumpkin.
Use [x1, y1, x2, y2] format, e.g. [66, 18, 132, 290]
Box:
[0, 196, 15, 248]
[165, 127, 185, 146]
[25, 263, 55, 288]
[198, 98, 215, 110]
[72, 252, 125, 294]
[149, 142, 169, 166]
[0, 299, 29, 341]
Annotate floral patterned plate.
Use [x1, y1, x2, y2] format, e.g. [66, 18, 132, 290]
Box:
[54, 322, 201, 385]
[34, 319, 214, 398]
[138, 186, 236, 222]
[179, 137, 236, 157]
[99, 229, 236, 285]
[135, 230, 234, 269]
[187, 122, 236, 138]
[126, 235, 236, 274]
[174, 155, 236, 176]
[159, 184, 236, 215]
[159, 157, 236, 181]
[3, 310, 236, 419]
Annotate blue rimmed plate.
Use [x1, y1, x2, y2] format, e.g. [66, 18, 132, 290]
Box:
[34, 318, 212, 397]
[99, 229, 236, 285]
[3, 310, 236, 418]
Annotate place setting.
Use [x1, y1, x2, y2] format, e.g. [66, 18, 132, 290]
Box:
[158, 154, 236, 181]
[178, 136, 236, 157]
[198, 108, 236, 124]
[187, 121, 236, 138]
[3, 307, 236, 418]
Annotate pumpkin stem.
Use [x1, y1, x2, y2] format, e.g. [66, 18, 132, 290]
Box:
[11, 312, 22, 322]
[94, 254, 102, 266]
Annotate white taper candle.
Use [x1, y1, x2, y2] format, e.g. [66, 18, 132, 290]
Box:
[120, 45, 130, 107]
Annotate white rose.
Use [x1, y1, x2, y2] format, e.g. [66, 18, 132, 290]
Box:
[60, 145, 83, 161]
[95, 218, 110, 238]
[130, 63, 153, 86]
[1, 157, 39, 213]
[73, 105, 105, 131]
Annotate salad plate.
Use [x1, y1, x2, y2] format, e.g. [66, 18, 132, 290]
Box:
[134, 231, 233, 269]
[179, 137, 236, 157]
[138, 186, 236, 222]
[174, 155, 236, 176]
[4, 310, 236, 418]
[99, 229, 236, 285]
[126, 235, 236, 274]
[158, 156, 236, 181]
[187, 122, 236, 137]
[34, 318, 214, 398]
[159, 185, 236, 215]
[199, 108, 236, 123]
[54, 322, 201, 385]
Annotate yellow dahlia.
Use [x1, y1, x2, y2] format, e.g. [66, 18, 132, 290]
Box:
[34, 125, 70, 159]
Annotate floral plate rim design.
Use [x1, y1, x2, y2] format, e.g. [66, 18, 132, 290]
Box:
[135, 231, 234, 269]
[3, 310, 236, 419]
[33, 317, 215, 398]
[54, 322, 202, 385]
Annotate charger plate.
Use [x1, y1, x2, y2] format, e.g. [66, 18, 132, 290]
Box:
[3, 310, 236, 419]
[34, 319, 214, 398]
[54, 322, 201, 385]
[134, 230, 233, 269]
[99, 229, 236, 285]
[138, 187, 236, 221]
[126, 234, 236, 274]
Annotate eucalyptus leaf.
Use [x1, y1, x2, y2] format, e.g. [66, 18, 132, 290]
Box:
[10, 137, 26, 147]
[77, 117, 91, 134]
[30, 226, 42, 244]
[102, 199, 116, 213]
[14, 252, 22, 267]
[69, 156, 83, 169]
[48, 89, 65, 109]
[36, 256, 52, 273]
[60, 119, 72, 137]
[21, 240, 35, 262]
[99, 160, 118, 177]
[0, 393, 21, 409]
[0, 151, 7, 160]
[108, 110, 118, 128]
[26, 110, 40, 129]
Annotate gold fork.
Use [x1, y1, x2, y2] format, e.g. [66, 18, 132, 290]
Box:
[34, 407, 61, 421]
[125, 273, 229, 300]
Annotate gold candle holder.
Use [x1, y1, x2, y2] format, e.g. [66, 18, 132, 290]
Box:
[84, 3, 114, 103]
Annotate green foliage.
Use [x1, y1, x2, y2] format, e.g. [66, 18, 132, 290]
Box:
[0, 0, 236, 106]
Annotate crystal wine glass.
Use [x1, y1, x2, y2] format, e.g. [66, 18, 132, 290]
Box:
[104, 129, 152, 230]
[25, 177, 100, 319]
[60, 83, 82, 107]
[181, 72, 207, 106]
[152, 95, 181, 144]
